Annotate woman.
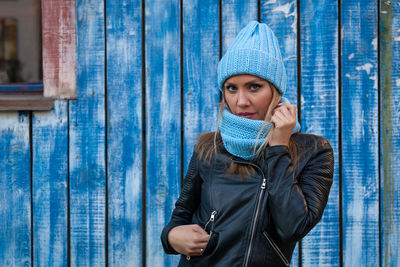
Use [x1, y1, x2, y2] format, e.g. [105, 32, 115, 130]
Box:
[161, 21, 334, 267]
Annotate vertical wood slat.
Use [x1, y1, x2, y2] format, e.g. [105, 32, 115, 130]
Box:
[1, 1, 400, 266]
[32, 101, 68, 267]
[182, 0, 220, 171]
[261, 0, 298, 106]
[260, 1, 300, 265]
[341, 1, 379, 266]
[106, 0, 143, 266]
[42, 0, 77, 99]
[145, 1, 181, 266]
[380, 1, 400, 266]
[221, 0, 258, 54]
[69, 0, 106, 265]
[0, 113, 31, 266]
[300, 0, 340, 266]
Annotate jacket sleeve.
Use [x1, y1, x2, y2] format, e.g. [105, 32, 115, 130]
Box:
[263, 139, 334, 242]
[160, 152, 203, 254]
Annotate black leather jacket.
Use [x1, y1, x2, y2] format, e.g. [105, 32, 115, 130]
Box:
[161, 133, 334, 266]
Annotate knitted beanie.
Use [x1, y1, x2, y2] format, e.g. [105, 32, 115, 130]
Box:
[218, 21, 287, 95]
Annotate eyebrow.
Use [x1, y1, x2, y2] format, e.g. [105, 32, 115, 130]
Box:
[224, 78, 265, 87]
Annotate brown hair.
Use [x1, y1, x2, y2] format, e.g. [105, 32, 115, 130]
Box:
[194, 83, 301, 178]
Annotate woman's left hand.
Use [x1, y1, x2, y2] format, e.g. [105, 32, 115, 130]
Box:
[269, 103, 297, 147]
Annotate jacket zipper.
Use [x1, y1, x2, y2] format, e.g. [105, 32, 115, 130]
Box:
[186, 210, 217, 261]
[232, 160, 267, 267]
[263, 231, 290, 266]
[204, 210, 217, 232]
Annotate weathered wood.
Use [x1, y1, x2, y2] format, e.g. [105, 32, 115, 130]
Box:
[261, 1, 299, 265]
[341, 1, 379, 266]
[0, 1, 399, 266]
[221, 0, 258, 54]
[0, 112, 31, 266]
[69, 0, 106, 265]
[380, 1, 400, 266]
[106, 0, 143, 266]
[300, 0, 340, 265]
[145, 0, 181, 266]
[261, 0, 298, 106]
[182, 0, 219, 171]
[42, 0, 77, 99]
[0, 94, 53, 111]
[32, 101, 68, 267]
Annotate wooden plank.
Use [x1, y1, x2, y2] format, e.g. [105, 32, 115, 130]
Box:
[69, 0, 106, 265]
[145, 1, 181, 266]
[32, 101, 68, 267]
[341, 1, 379, 266]
[0, 112, 31, 266]
[42, 0, 77, 99]
[182, 0, 219, 171]
[261, 0, 298, 106]
[380, 0, 400, 266]
[221, 0, 258, 54]
[299, 0, 340, 266]
[106, 0, 143, 266]
[260, 1, 300, 266]
[0, 94, 53, 111]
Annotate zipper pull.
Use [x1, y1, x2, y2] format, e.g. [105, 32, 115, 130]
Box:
[210, 210, 217, 221]
[204, 210, 217, 231]
[261, 178, 266, 189]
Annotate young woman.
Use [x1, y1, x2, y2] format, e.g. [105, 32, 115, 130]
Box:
[161, 21, 334, 267]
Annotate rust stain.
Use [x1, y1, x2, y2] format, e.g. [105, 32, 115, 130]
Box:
[380, 0, 393, 265]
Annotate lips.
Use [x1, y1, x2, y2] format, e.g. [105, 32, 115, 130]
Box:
[237, 112, 255, 119]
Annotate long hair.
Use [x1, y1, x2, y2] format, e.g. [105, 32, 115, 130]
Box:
[195, 83, 301, 178]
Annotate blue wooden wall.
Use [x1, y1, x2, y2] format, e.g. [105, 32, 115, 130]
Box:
[0, 0, 399, 266]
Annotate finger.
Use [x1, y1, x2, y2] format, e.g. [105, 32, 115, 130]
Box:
[277, 105, 297, 124]
[272, 116, 288, 129]
[278, 103, 297, 116]
[277, 103, 295, 114]
[189, 241, 208, 251]
[287, 104, 296, 117]
[270, 116, 282, 128]
[275, 107, 291, 120]
[187, 247, 206, 256]
[197, 233, 210, 243]
[192, 242, 209, 251]
[192, 233, 210, 245]
[277, 102, 291, 109]
[272, 111, 289, 124]
[272, 103, 283, 114]
[192, 224, 207, 234]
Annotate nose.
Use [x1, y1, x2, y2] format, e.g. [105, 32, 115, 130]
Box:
[237, 89, 250, 107]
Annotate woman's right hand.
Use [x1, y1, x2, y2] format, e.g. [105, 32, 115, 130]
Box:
[167, 224, 210, 256]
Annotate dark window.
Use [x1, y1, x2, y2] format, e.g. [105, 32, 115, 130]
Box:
[0, 0, 42, 93]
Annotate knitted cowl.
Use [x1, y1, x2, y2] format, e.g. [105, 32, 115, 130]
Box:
[219, 96, 301, 160]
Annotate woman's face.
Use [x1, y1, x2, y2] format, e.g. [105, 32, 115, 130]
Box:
[223, 74, 273, 120]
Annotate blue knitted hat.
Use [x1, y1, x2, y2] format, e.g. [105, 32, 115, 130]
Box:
[218, 21, 287, 95]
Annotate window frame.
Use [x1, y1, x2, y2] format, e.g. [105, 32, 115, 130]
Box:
[0, 0, 77, 111]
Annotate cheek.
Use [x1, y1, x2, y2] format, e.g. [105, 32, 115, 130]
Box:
[224, 94, 235, 110]
[256, 92, 272, 113]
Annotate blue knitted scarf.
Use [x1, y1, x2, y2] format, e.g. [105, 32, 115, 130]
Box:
[219, 97, 301, 160]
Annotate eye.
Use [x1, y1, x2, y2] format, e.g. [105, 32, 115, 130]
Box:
[249, 84, 261, 91]
[225, 85, 237, 92]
